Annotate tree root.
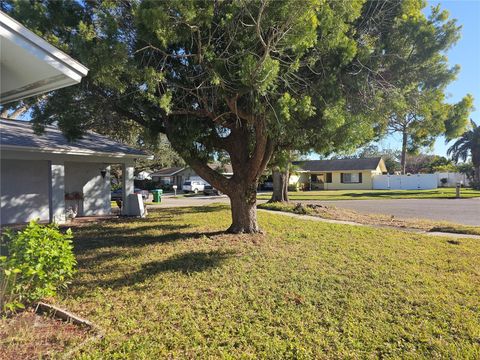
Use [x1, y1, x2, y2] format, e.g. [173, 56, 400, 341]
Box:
[226, 225, 265, 234]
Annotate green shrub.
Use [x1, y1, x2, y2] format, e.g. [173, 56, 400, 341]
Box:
[258, 202, 315, 215]
[471, 180, 480, 190]
[258, 202, 295, 212]
[0, 261, 23, 314]
[2, 221, 77, 308]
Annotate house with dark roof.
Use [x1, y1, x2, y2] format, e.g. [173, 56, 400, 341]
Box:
[150, 163, 233, 187]
[0, 119, 151, 225]
[290, 157, 387, 190]
[150, 167, 190, 186]
[0, 11, 152, 225]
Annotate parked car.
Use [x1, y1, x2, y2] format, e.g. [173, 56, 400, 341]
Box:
[182, 180, 207, 194]
[111, 188, 149, 201]
[203, 185, 222, 196]
[260, 181, 273, 190]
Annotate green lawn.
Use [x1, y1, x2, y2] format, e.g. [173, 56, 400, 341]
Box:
[257, 188, 480, 201]
[52, 205, 480, 358]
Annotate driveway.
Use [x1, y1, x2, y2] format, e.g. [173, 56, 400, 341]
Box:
[307, 198, 480, 226]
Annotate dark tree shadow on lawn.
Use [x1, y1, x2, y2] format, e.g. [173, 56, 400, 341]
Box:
[75, 249, 137, 269]
[140, 249, 236, 275]
[73, 229, 226, 253]
[75, 223, 192, 239]
[74, 249, 236, 290]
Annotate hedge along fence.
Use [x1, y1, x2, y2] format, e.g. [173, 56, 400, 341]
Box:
[0, 220, 77, 314]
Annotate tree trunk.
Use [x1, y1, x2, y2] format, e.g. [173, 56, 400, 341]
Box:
[401, 129, 408, 174]
[165, 109, 273, 234]
[227, 183, 261, 233]
[270, 169, 289, 202]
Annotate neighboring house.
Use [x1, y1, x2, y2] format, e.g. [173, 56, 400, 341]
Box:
[151, 167, 192, 187]
[0, 120, 151, 225]
[0, 11, 150, 225]
[291, 157, 387, 190]
[151, 163, 233, 187]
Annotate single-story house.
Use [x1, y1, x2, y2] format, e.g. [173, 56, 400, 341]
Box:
[150, 167, 192, 187]
[151, 163, 233, 187]
[0, 11, 151, 225]
[0, 119, 151, 225]
[291, 157, 387, 190]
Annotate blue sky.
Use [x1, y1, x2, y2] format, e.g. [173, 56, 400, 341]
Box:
[377, 0, 480, 157]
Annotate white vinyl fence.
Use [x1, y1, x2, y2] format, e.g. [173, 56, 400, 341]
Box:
[435, 172, 468, 187]
[373, 174, 438, 190]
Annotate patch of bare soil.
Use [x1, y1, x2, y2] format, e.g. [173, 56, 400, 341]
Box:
[0, 310, 91, 360]
[303, 204, 442, 231]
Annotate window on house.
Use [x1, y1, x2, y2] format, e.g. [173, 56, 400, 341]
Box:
[341, 172, 362, 183]
[326, 173, 332, 183]
[311, 174, 318, 183]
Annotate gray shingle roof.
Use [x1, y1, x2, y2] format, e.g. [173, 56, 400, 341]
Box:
[0, 119, 148, 157]
[293, 157, 383, 172]
[151, 163, 234, 177]
[150, 167, 186, 177]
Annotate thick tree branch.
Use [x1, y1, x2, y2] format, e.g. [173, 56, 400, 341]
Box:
[247, 118, 268, 182]
[255, 137, 274, 181]
[225, 95, 255, 124]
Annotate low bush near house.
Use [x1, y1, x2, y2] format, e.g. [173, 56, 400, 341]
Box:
[0, 262, 22, 314]
[1, 221, 76, 313]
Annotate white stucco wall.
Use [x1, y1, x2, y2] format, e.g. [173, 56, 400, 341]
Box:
[64, 162, 111, 216]
[0, 159, 50, 224]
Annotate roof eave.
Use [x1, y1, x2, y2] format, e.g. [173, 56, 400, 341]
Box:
[0, 144, 151, 159]
[0, 11, 89, 105]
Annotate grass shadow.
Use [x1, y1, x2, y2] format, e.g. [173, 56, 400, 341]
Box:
[73, 229, 226, 253]
[75, 249, 236, 289]
[140, 250, 236, 274]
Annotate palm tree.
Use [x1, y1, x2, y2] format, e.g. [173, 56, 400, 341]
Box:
[447, 120, 480, 188]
